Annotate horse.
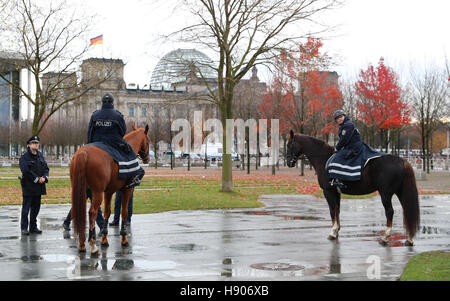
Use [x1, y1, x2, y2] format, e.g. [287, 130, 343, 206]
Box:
[286, 130, 420, 246]
[70, 124, 150, 254]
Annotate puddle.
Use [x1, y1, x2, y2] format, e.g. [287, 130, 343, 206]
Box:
[21, 255, 42, 262]
[176, 223, 193, 228]
[41, 254, 76, 263]
[421, 226, 441, 234]
[112, 259, 134, 270]
[133, 260, 177, 271]
[169, 243, 206, 252]
[251, 262, 305, 271]
[222, 258, 233, 265]
[263, 242, 281, 246]
[304, 263, 371, 276]
[243, 211, 324, 221]
[0, 236, 19, 240]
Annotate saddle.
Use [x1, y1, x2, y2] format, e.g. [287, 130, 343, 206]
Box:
[326, 143, 385, 181]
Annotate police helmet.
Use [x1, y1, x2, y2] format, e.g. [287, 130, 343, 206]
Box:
[27, 136, 40, 144]
[333, 110, 346, 120]
[102, 93, 114, 104]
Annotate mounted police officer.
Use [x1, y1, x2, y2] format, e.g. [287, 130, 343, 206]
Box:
[19, 136, 49, 235]
[87, 93, 144, 188]
[329, 110, 363, 189]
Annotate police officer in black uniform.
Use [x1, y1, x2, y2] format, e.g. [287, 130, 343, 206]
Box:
[87, 92, 144, 188]
[330, 110, 363, 189]
[19, 136, 49, 235]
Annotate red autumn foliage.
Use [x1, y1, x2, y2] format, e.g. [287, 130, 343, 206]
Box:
[355, 57, 411, 129]
[302, 70, 343, 136]
[260, 37, 342, 137]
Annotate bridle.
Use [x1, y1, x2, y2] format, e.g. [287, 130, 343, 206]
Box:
[137, 133, 150, 163]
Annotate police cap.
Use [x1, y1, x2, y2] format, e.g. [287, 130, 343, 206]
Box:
[102, 93, 114, 104]
[333, 110, 346, 120]
[27, 136, 40, 144]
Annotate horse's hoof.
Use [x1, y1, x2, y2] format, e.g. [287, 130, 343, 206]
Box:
[121, 242, 129, 247]
[101, 241, 109, 248]
[78, 248, 86, 253]
[405, 240, 414, 246]
[90, 250, 99, 257]
[379, 238, 388, 246]
[327, 235, 337, 240]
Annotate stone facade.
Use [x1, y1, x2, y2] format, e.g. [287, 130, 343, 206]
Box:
[54, 58, 220, 136]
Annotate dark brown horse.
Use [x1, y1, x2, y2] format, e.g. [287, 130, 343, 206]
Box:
[70, 125, 150, 254]
[286, 131, 420, 246]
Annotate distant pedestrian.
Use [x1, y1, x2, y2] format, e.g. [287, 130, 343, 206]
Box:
[19, 136, 49, 235]
[109, 191, 133, 227]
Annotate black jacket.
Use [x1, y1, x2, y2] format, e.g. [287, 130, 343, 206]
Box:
[19, 148, 49, 196]
[335, 117, 363, 156]
[87, 102, 127, 146]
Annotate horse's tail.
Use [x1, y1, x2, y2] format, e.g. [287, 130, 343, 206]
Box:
[70, 150, 87, 241]
[398, 161, 420, 239]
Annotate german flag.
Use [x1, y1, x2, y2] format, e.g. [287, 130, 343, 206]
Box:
[90, 35, 103, 46]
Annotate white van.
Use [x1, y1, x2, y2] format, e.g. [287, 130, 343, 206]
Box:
[200, 143, 238, 160]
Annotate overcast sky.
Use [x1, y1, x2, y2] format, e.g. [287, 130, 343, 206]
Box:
[82, 0, 449, 86]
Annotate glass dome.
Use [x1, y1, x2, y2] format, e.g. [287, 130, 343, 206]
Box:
[150, 49, 216, 90]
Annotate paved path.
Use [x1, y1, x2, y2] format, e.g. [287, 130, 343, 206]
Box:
[0, 194, 449, 280]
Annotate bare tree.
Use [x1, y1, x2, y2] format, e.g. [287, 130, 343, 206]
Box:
[147, 105, 168, 169]
[168, 0, 340, 191]
[0, 0, 116, 136]
[409, 66, 449, 173]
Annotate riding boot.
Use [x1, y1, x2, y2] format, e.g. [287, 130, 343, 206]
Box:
[330, 178, 347, 190]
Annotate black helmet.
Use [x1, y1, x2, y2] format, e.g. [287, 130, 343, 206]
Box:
[333, 109, 345, 120]
[102, 93, 114, 104]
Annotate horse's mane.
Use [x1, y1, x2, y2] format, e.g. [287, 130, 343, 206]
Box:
[124, 127, 144, 140]
[296, 134, 334, 155]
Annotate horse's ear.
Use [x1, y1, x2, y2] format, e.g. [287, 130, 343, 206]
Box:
[289, 129, 294, 140]
[144, 124, 149, 135]
[132, 123, 136, 131]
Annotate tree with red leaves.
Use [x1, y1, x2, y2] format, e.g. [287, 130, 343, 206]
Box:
[262, 37, 339, 137]
[355, 58, 411, 150]
[261, 37, 341, 173]
[302, 70, 343, 139]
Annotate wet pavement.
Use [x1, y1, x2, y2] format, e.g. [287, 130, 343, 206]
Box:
[0, 194, 449, 281]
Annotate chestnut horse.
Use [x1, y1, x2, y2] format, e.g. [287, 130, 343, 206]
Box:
[286, 131, 420, 246]
[70, 125, 150, 254]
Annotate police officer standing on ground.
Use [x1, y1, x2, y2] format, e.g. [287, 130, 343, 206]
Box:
[329, 110, 363, 189]
[19, 136, 49, 235]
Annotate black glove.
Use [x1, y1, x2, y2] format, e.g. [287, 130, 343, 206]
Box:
[119, 143, 132, 154]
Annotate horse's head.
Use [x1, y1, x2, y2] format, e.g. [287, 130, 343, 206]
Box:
[286, 129, 304, 167]
[131, 124, 151, 164]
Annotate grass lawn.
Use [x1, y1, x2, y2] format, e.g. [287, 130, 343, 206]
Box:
[3, 166, 443, 214]
[400, 251, 450, 281]
[0, 168, 325, 213]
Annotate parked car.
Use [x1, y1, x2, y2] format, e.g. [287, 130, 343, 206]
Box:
[163, 151, 182, 158]
[181, 153, 201, 160]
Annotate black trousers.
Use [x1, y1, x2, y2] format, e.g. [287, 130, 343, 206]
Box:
[21, 195, 41, 231]
[63, 187, 104, 229]
[112, 191, 133, 224]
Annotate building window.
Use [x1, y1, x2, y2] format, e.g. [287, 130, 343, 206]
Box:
[141, 107, 147, 117]
[129, 107, 134, 117]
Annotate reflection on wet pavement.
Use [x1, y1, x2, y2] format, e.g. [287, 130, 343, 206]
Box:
[0, 194, 449, 280]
